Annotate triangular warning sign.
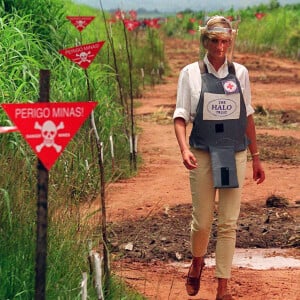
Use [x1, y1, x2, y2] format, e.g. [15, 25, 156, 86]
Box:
[59, 41, 105, 69]
[1, 102, 97, 170]
[66, 16, 95, 32]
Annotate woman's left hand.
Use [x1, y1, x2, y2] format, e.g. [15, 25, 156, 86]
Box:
[252, 157, 265, 184]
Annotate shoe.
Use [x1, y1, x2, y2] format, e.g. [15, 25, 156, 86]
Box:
[185, 260, 205, 296]
[216, 294, 234, 300]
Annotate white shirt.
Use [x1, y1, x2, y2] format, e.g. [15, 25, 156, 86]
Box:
[173, 55, 255, 124]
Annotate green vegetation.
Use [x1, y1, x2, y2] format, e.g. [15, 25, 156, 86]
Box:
[237, 4, 300, 59]
[0, 0, 164, 298]
[164, 1, 300, 60]
[0, 0, 299, 298]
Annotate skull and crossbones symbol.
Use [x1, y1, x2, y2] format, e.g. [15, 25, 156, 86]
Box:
[34, 120, 64, 153]
[76, 51, 92, 64]
[75, 20, 86, 29]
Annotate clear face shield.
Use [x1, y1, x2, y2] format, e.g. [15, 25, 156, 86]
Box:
[199, 20, 240, 62]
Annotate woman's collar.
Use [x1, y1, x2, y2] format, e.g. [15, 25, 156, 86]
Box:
[204, 54, 228, 73]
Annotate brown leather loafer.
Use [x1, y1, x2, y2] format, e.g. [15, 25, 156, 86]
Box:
[185, 261, 205, 296]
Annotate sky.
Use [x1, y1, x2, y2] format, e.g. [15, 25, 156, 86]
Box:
[72, 0, 299, 12]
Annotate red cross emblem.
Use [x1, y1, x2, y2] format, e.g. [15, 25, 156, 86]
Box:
[223, 80, 237, 93]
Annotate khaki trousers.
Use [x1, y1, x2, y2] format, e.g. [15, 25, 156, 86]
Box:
[189, 148, 247, 278]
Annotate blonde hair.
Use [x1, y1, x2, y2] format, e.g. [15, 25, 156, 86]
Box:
[200, 15, 234, 47]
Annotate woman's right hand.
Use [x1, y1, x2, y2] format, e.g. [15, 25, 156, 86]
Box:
[174, 118, 197, 170]
[182, 149, 198, 170]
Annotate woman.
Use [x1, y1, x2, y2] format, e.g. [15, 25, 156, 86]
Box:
[173, 15, 265, 300]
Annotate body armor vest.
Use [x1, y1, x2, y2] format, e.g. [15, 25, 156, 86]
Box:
[189, 61, 248, 188]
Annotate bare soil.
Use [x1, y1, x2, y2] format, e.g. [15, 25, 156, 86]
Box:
[92, 38, 300, 299]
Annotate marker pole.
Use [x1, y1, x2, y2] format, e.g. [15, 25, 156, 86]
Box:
[35, 70, 50, 300]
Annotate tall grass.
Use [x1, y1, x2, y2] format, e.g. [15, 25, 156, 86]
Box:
[2, 0, 298, 298]
[237, 5, 300, 59]
[0, 14, 42, 108]
[0, 0, 164, 298]
[163, 3, 300, 60]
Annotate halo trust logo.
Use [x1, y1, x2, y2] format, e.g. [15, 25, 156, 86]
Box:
[203, 92, 240, 120]
[207, 98, 237, 117]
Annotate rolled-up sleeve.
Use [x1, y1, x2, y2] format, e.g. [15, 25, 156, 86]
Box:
[173, 67, 192, 123]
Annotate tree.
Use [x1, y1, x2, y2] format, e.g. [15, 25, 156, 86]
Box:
[269, 0, 280, 10]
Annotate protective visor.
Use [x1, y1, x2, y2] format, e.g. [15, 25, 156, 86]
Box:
[199, 26, 236, 35]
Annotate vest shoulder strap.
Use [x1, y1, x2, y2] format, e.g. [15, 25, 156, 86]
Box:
[228, 62, 236, 75]
[198, 60, 236, 75]
[198, 60, 208, 74]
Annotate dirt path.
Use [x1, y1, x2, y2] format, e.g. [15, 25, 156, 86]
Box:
[102, 38, 300, 299]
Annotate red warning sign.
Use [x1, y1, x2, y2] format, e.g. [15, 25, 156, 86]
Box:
[59, 41, 105, 69]
[66, 16, 95, 31]
[1, 102, 97, 170]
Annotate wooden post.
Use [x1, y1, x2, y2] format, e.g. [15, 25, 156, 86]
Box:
[35, 70, 50, 300]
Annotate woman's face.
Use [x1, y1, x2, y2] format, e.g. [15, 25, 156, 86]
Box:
[206, 37, 231, 61]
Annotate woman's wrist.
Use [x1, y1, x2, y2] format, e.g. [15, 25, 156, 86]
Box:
[251, 152, 260, 161]
[181, 149, 189, 155]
